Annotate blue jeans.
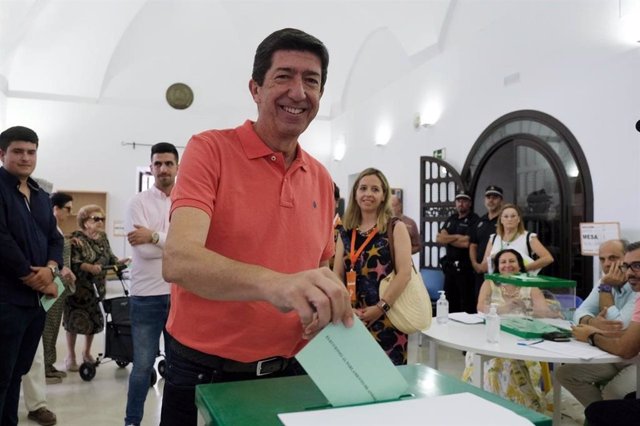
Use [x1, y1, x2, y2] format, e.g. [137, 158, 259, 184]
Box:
[0, 303, 45, 426]
[124, 295, 169, 426]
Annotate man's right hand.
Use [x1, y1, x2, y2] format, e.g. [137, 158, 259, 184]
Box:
[267, 267, 354, 339]
[22, 266, 58, 297]
[587, 308, 624, 331]
[601, 260, 626, 286]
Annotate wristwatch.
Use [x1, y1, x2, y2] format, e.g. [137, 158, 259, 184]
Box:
[151, 232, 160, 245]
[598, 284, 613, 293]
[587, 332, 600, 347]
[48, 264, 59, 278]
[376, 299, 391, 313]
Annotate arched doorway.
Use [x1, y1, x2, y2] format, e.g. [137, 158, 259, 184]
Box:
[469, 137, 567, 278]
[463, 110, 593, 297]
[419, 110, 593, 298]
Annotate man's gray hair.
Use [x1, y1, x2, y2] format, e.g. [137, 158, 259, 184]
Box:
[624, 241, 640, 254]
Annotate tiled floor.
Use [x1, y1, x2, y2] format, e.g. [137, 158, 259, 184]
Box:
[17, 283, 586, 425]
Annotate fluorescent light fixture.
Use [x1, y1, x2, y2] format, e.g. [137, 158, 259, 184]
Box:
[333, 137, 346, 161]
[414, 104, 442, 128]
[375, 123, 392, 146]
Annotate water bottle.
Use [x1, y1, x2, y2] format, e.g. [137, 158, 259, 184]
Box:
[486, 303, 500, 343]
[436, 290, 449, 324]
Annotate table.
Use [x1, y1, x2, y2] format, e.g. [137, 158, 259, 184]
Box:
[195, 364, 551, 425]
[422, 320, 637, 425]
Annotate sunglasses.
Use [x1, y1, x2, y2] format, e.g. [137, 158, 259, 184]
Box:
[620, 262, 640, 273]
[89, 216, 106, 223]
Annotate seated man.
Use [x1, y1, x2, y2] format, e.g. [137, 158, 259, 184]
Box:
[556, 239, 638, 406]
[572, 241, 640, 426]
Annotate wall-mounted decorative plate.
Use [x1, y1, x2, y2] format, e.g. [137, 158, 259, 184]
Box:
[166, 82, 194, 110]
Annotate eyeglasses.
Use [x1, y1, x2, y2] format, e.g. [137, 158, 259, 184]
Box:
[619, 262, 640, 273]
[89, 216, 105, 223]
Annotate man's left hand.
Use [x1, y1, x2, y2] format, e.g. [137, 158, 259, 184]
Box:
[571, 324, 601, 342]
[601, 260, 626, 286]
[127, 224, 153, 246]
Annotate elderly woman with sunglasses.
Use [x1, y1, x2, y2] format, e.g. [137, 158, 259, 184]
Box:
[63, 204, 125, 371]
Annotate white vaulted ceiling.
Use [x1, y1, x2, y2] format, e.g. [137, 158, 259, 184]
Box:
[0, 0, 450, 118]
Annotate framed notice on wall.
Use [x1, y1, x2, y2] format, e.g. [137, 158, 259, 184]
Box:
[579, 222, 620, 256]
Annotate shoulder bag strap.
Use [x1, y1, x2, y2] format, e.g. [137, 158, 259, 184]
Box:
[387, 217, 399, 272]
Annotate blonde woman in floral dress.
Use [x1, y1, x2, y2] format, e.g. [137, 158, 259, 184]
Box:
[333, 168, 412, 365]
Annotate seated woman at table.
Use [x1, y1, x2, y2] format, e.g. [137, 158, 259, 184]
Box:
[477, 249, 561, 318]
[462, 249, 559, 414]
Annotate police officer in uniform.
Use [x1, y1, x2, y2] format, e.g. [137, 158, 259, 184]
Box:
[436, 191, 479, 313]
[469, 185, 504, 298]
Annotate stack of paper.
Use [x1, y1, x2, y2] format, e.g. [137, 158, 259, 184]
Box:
[279, 392, 535, 425]
[449, 312, 485, 324]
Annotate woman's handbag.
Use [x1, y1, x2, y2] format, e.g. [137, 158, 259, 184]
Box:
[379, 218, 432, 334]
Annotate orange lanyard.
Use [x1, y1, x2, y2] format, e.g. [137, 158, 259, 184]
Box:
[349, 227, 378, 270]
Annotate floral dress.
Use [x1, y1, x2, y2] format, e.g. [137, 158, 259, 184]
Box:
[462, 281, 548, 414]
[339, 225, 407, 365]
[63, 230, 118, 335]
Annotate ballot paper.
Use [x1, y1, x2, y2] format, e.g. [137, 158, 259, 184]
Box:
[40, 277, 65, 312]
[278, 392, 535, 426]
[449, 312, 485, 324]
[295, 315, 409, 407]
[528, 339, 615, 360]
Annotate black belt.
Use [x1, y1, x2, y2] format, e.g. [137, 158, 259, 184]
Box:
[169, 337, 290, 377]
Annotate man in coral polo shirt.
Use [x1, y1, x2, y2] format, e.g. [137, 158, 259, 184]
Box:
[159, 28, 353, 425]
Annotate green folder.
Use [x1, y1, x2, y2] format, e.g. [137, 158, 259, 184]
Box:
[500, 317, 571, 339]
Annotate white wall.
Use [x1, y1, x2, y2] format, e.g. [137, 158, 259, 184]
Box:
[0, 74, 7, 129]
[4, 0, 640, 262]
[329, 0, 640, 246]
[5, 97, 331, 257]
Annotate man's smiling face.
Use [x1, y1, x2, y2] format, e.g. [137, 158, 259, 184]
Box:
[250, 50, 323, 142]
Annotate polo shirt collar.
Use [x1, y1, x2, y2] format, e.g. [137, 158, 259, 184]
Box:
[237, 120, 309, 171]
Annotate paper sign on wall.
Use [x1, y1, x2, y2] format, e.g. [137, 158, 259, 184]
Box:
[579, 222, 620, 255]
[113, 220, 126, 237]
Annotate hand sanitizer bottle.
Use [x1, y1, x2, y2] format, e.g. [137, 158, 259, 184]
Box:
[436, 290, 449, 324]
[486, 303, 500, 343]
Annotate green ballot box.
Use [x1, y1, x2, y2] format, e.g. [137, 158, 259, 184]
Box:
[485, 273, 578, 320]
[195, 364, 551, 426]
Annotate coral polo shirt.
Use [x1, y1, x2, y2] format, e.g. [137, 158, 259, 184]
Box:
[167, 120, 335, 362]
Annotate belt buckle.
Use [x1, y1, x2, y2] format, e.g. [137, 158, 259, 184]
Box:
[256, 357, 279, 376]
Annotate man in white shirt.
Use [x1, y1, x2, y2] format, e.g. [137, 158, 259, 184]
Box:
[123, 142, 178, 426]
[557, 239, 639, 407]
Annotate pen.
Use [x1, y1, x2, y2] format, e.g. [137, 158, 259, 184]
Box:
[517, 339, 544, 346]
